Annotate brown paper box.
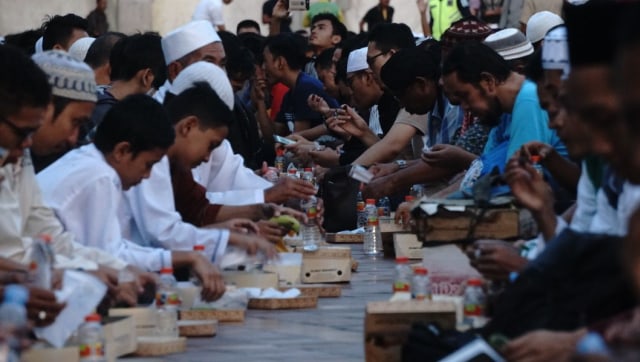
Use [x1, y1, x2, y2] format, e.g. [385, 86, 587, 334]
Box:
[263, 264, 301, 286]
[301, 246, 352, 283]
[325, 233, 364, 243]
[393, 234, 424, 260]
[103, 316, 137, 361]
[109, 307, 157, 337]
[22, 346, 79, 362]
[222, 271, 279, 289]
[364, 301, 457, 362]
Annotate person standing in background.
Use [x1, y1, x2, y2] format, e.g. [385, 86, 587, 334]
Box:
[360, 0, 394, 33]
[86, 0, 109, 37]
[193, 0, 233, 31]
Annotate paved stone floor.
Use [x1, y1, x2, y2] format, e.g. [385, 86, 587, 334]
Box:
[121, 246, 395, 361]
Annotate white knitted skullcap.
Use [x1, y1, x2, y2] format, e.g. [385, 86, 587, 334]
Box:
[169, 61, 234, 110]
[32, 50, 97, 102]
[484, 28, 534, 61]
[162, 20, 221, 65]
[347, 47, 369, 74]
[526, 11, 564, 44]
[68, 37, 95, 62]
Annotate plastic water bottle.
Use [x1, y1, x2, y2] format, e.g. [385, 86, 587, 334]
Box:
[377, 197, 391, 217]
[300, 196, 321, 251]
[530, 155, 544, 175]
[78, 314, 107, 362]
[0, 285, 28, 362]
[274, 149, 285, 174]
[393, 257, 412, 293]
[356, 186, 366, 228]
[412, 267, 432, 301]
[363, 199, 383, 255]
[28, 234, 54, 289]
[156, 268, 180, 337]
[463, 278, 487, 328]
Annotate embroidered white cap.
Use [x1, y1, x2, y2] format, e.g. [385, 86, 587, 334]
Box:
[161, 20, 221, 65]
[68, 37, 96, 62]
[484, 28, 534, 61]
[169, 61, 234, 110]
[526, 11, 564, 44]
[347, 47, 368, 74]
[542, 25, 570, 79]
[32, 50, 97, 102]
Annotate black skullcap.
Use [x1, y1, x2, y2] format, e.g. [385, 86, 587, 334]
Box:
[380, 46, 441, 93]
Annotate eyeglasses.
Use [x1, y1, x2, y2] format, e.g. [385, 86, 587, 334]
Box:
[366, 51, 388, 67]
[0, 116, 38, 142]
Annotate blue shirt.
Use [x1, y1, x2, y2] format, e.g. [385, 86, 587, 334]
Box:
[275, 72, 339, 130]
[483, 80, 567, 159]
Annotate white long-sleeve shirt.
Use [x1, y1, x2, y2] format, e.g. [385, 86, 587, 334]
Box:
[193, 140, 271, 205]
[122, 156, 229, 263]
[36, 145, 173, 272]
[0, 151, 126, 270]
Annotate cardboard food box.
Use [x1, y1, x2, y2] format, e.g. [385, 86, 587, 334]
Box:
[22, 345, 79, 362]
[412, 199, 529, 244]
[393, 234, 424, 260]
[109, 307, 156, 337]
[180, 309, 245, 323]
[380, 222, 412, 258]
[222, 270, 279, 289]
[364, 301, 457, 362]
[422, 245, 482, 296]
[23, 316, 136, 362]
[325, 233, 364, 243]
[103, 315, 137, 361]
[301, 246, 352, 283]
[262, 253, 302, 286]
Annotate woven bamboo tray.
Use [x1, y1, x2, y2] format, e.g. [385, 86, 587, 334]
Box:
[325, 233, 364, 243]
[178, 319, 217, 337]
[280, 285, 342, 298]
[135, 336, 187, 356]
[248, 296, 318, 310]
[180, 309, 245, 323]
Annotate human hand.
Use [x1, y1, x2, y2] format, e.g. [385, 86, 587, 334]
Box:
[267, 204, 307, 223]
[369, 162, 400, 179]
[326, 106, 369, 138]
[250, 77, 267, 104]
[466, 240, 528, 280]
[421, 144, 474, 169]
[257, 220, 288, 243]
[604, 306, 640, 345]
[394, 202, 414, 226]
[362, 175, 393, 200]
[264, 176, 317, 203]
[307, 94, 331, 115]
[309, 147, 340, 167]
[26, 286, 66, 327]
[502, 330, 585, 362]
[229, 232, 278, 259]
[191, 254, 225, 302]
[513, 141, 556, 164]
[504, 157, 554, 214]
[272, 0, 289, 19]
[212, 218, 260, 235]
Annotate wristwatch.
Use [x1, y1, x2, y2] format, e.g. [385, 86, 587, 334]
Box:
[394, 160, 407, 169]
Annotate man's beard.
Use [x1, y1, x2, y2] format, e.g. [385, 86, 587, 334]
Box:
[479, 96, 504, 127]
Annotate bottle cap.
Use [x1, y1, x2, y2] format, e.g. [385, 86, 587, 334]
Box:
[85, 313, 101, 322]
[276, 148, 284, 156]
[160, 268, 174, 274]
[304, 168, 312, 172]
[193, 245, 205, 251]
[395, 256, 409, 263]
[414, 267, 428, 275]
[3, 285, 28, 305]
[366, 198, 376, 205]
[467, 278, 483, 286]
[38, 234, 52, 243]
[530, 155, 541, 163]
[405, 195, 415, 202]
